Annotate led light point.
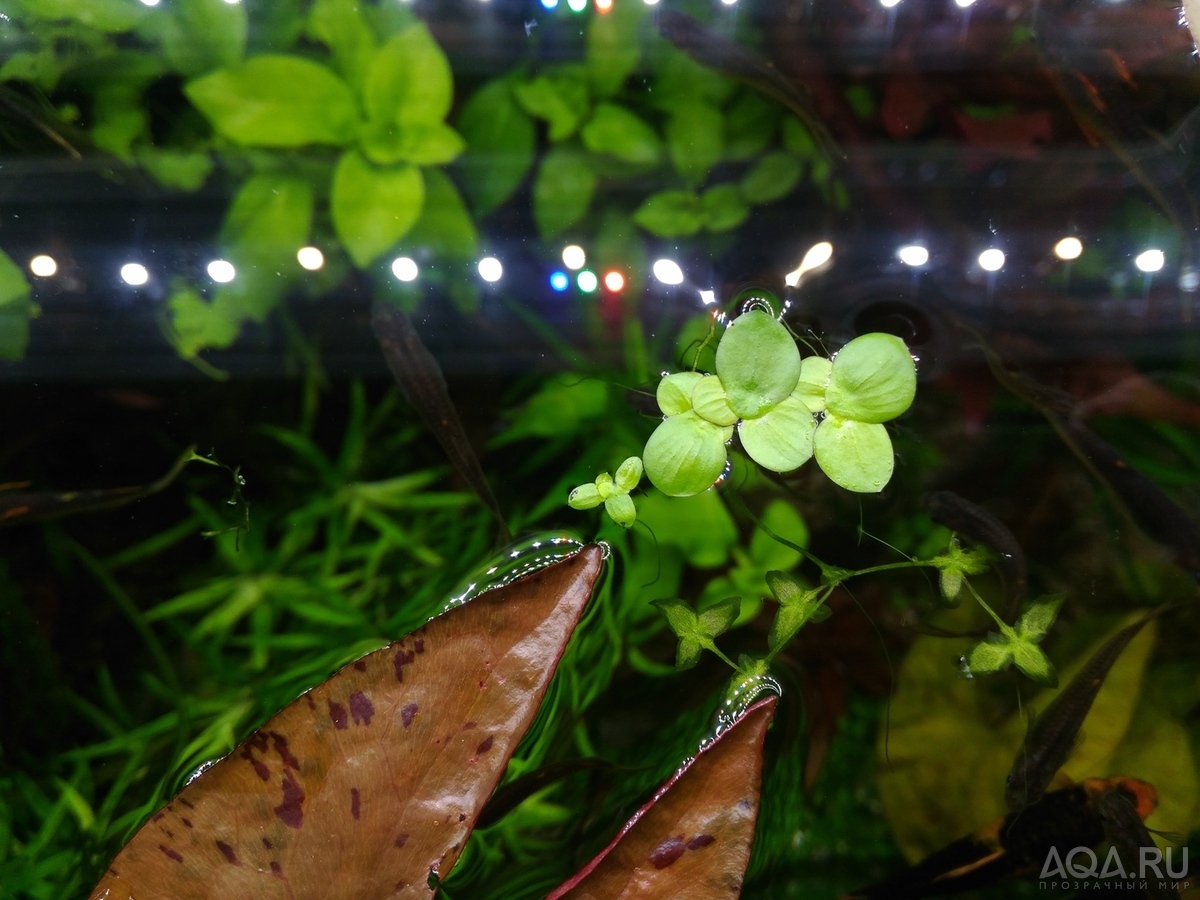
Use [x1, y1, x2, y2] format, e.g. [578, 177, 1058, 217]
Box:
[1135, 249, 1165, 273]
[120, 263, 149, 286]
[977, 249, 1005, 272]
[297, 246, 325, 270]
[478, 257, 503, 282]
[1054, 237, 1082, 260]
[653, 258, 684, 285]
[29, 255, 56, 277]
[392, 257, 419, 282]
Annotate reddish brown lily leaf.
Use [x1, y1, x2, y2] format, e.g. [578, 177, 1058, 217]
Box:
[549, 696, 776, 899]
[91, 544, 605, 900]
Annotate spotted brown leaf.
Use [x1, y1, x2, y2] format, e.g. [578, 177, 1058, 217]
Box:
[549, 696, 775, 898]
[91, 544, 605, 899]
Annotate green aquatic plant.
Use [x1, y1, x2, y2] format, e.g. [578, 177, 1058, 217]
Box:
[567, 456, 643, 529]
[640, 308, 917, 497]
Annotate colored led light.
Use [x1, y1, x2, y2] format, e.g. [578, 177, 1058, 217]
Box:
[898, 245, 928, 267]
[550, 271, 569, 291]
[577, 270, 598, 292]
[603, 270, 625, 292]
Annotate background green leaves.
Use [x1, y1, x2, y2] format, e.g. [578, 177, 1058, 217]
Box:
[332, 152, 424, 268]
[185, 55, 359, 147]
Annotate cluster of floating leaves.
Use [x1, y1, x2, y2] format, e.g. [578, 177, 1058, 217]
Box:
[567, 307, 918, 530]
[644, 310, 918, 497]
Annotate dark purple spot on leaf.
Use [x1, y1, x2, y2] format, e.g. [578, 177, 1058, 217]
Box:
[270, 732, 301, 770]
[349, 690, 375, 726]
[395, 833, 409, 849]
[393, 648, 415, 682]
[158, 844, 183, 864]
[475, 736, 494, 754]
[401, 702, 418, 728]
[306, 695, 316, 710]
[462, 721, 476, 730]
[458, 813, 466, 822]
[274, 772, 305, 829]
[165, 829, 174, 839]
[687, 834, 716, 850]
[248, 732, 268, 753]
[179, 798, 194, 809]
[648, 835, 687, 869]
[414, 638, 425, 654]
[354, 660, 367, 671]
[350, 787, 361, 821]
[270, 861, 284, 878]
[328, 699, 348, 730]
[152, 812, 164, 823]
[181, 818, 193, 829]
[262, 837, 273, 850]
[241, 747, 270, 782]
[216, 840, 239, 865]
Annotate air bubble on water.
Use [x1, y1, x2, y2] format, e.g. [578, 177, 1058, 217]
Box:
[740, 296, 774, 317]
[597, 540, 613, 560]
[236, 475, 246, 485]
[957, 656, 974, 679]
[442, 532, 586, 612]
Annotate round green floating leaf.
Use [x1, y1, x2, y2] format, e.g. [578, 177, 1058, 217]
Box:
[568, 483, 603, 509]
[795, 355, 832, 412]
[824, 333, 916, 424]
[692, 374, 738, 426]
[738, 393, 815, 473]
[643, 411, 729, 497]
[604, 493, 637, 528]
[656, 371, 703, 416]
[813, 414, 894, 493]
[715, 309, 801, 419]
[614, 456, 643, 492]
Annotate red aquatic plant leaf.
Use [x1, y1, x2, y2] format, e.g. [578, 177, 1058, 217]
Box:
[90, 544, 605, 900]
[549, 696, 776, 899]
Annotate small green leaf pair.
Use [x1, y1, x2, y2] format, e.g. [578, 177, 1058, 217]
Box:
[568, 457, 643, 528]
[650, 596, 739, 670]
[642, 308, 917, 497]
[764, 570, 830, 653]
[965, 595, 1063, 687]
[931, 536, 992, 606]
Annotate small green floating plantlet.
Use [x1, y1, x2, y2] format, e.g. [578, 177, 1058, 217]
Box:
[568, 456, 643, 528]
